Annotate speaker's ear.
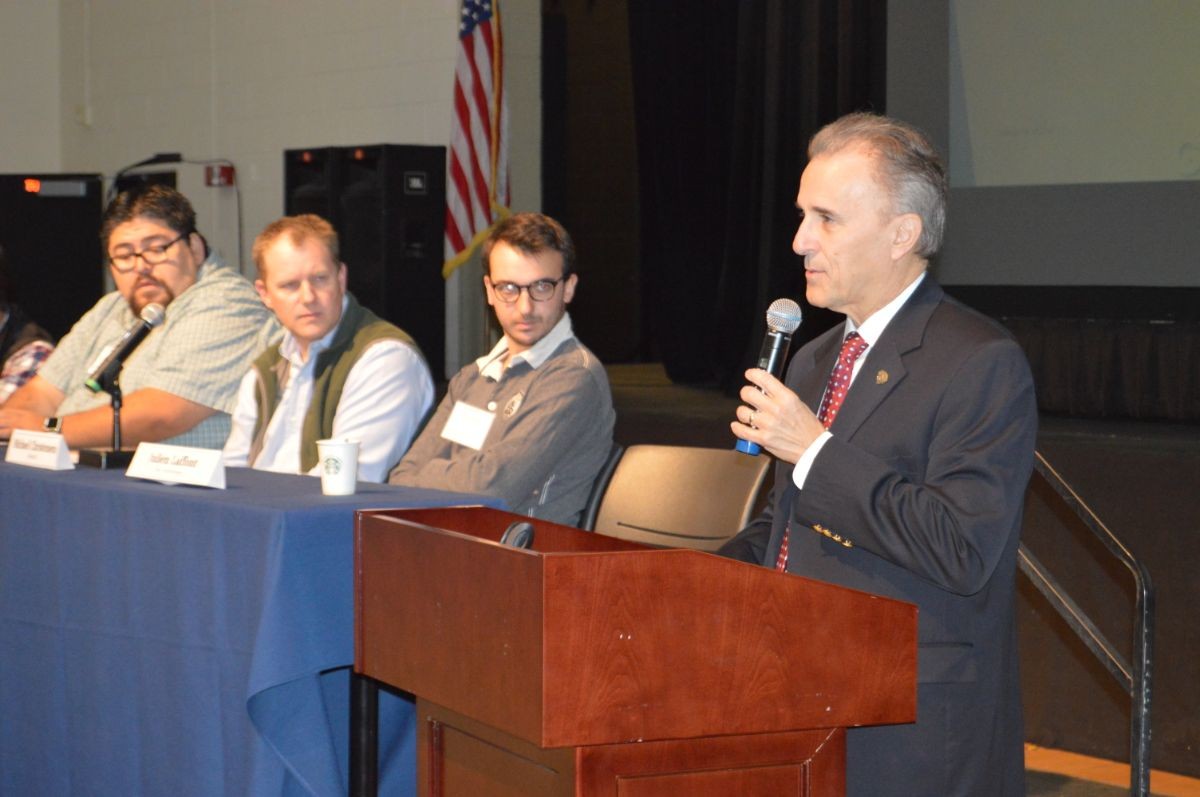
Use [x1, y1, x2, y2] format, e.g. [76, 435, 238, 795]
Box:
[500, 521, 535, 549]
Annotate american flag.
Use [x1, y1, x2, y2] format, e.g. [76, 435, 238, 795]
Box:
[444, 0, 510, 278]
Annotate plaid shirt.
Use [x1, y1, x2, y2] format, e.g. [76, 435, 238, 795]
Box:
[0, 339, 54, 403]
[38, 256, 280, 449]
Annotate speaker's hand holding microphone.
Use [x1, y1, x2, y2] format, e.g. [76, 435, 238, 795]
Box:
[731, 298, 822, 464]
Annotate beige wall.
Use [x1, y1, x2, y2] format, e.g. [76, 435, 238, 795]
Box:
[0, 4, 61, 172]
[949, 0, 1200, 187]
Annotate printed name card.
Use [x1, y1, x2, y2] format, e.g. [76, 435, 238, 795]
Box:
[126, 443, 226, 489]
[5, 429, 74, 470]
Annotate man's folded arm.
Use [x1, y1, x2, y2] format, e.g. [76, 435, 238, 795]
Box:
[0, 383, 214, 448]
[1, 374, 64, 416]
[392, 366, 606, 507]
[62, 389, 215, 448]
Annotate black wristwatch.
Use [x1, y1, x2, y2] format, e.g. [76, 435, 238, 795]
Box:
[43, 417, 63, 434]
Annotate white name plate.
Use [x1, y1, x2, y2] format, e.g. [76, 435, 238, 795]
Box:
[126, 442, 226, 489]
[5, 429, 74, 470]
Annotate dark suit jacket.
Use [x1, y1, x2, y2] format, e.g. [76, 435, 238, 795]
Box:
[723, 276, 1037, 797]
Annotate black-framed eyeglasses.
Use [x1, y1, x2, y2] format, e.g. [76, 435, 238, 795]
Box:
[108, 231, 189, 273]
[490, 277, 565, 303]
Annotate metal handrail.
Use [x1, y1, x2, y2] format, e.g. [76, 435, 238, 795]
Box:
[1019, 451, 1155, 797]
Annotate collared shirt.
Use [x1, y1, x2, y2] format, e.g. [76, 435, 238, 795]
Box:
[38, 254, 280, 449]
[475, 311, 575, 380]
[222, 300, 433, 482]
[793, 272, 927, 488]
[390, 311, 615, 526]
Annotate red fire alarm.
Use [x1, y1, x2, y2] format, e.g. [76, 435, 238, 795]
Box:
[204, 164, 236, 187]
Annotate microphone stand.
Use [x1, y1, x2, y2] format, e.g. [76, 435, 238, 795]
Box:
[78, 371, 136, 469]
[108, 379, 124, 453]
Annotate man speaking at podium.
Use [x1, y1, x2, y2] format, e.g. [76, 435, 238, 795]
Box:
[0, 186, 277, 449]
[725, 113, 1037, 797]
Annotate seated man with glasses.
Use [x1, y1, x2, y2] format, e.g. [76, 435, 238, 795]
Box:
[389, 212, 614, 526]
[0, 185, 278, 449]
[222, 214, 433, 482]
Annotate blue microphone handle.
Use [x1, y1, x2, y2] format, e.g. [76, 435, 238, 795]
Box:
[735, 328, 792, 457]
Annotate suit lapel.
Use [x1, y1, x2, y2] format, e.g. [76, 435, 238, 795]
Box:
[828, 277, 944, 439]
[770, 326, 845, 544]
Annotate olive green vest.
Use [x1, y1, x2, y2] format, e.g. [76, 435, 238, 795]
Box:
[248, 294, 418, 472]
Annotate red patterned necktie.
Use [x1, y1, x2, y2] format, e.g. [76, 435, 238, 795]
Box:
[776, 332, 870, 571]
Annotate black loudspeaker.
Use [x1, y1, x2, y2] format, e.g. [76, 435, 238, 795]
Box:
[0, 174, 104, 341]
[284, 145, 446, 381]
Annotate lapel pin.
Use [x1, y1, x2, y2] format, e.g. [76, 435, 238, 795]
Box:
[875, 370, 889, 385]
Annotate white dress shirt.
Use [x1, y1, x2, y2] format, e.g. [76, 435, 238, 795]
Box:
[223, 322, 433, 483]
[792, 272, 926, 489]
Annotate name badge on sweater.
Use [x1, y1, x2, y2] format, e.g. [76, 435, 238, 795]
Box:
[441, 401, 494, 451]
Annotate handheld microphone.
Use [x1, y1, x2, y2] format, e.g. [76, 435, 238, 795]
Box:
[84, 303, 166, 393]
[735, 297, 802, 456]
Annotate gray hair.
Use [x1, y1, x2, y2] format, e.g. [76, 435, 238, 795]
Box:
[809, 112, 947, 258]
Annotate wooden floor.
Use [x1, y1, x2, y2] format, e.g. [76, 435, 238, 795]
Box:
[1026, 745, 1200, 796]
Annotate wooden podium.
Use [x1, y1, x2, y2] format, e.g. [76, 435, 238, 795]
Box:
[353, 507, 916, 797]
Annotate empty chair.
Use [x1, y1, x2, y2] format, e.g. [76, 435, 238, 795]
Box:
[592, 444, 770, 551]
[578, 442, 624, 531]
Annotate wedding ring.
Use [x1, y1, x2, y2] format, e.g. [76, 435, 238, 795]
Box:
[748, 410, 757, 428]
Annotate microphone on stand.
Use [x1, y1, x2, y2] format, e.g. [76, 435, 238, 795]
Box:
[78, 303, 166, 469]
[735, 298, 802, 456]
[84, 303, 165, 394]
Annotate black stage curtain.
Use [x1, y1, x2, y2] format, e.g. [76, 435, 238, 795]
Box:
[945, 286, 1200, 421]
[1008, 318, 1200, 421]
[628, 0, 885, 388]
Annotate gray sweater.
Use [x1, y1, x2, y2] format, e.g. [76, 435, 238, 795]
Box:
[389, 326, 614, 526]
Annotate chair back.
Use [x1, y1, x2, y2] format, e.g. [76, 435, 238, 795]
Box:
[578, 442, 624, 531]
[592, 444, 769, 551]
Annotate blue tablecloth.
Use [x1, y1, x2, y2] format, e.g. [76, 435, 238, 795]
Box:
[0, 462, 497, 796]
